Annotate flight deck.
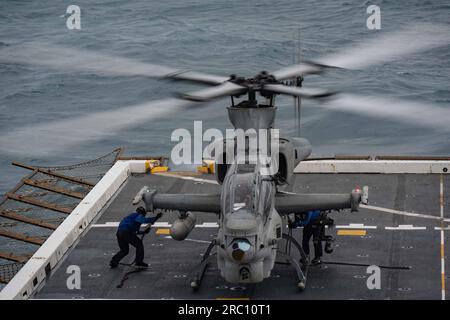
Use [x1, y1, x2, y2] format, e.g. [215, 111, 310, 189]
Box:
[34, 171, 450, 300]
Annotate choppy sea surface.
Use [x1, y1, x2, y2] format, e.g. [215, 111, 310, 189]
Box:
[0, 0, 449, 193]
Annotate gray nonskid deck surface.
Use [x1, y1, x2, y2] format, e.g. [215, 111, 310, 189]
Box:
[35, 173, 450, 299]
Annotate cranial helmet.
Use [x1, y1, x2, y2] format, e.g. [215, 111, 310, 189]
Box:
[136, 206, 146, 215]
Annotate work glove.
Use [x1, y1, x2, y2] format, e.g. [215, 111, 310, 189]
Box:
[143, 228, 151, 234]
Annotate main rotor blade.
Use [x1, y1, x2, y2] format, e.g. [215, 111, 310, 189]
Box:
[180, 82, 246, 102]
[270, 63, 322, 81]
[271, 23, 450, 80]
[168, 71, 230, 85]
[264, 84, 336, 98]
[320, 94, 450, 132]
[315, 23, 450, 70]
[0, 43, 227, 84]
[0, 98, 197, 156]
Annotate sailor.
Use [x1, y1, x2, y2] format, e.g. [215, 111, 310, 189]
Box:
[290, 210, 323, 265]
[109, 206, 162, 268]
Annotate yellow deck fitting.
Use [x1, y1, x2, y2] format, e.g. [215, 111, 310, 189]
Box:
[197, 159, 215, 174]
[203, 160, 215, 174]
[144, 160, 162, 173]
[150, 166, 169, 173]
[143, 159, 169, 174]
[196, 165, 209, 174]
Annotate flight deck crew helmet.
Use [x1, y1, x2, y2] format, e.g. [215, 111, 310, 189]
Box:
[136, 206, 146, 215]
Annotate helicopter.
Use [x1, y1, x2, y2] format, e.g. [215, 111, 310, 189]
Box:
[1, 23, 449, 291]
[131, 79, 368, 290]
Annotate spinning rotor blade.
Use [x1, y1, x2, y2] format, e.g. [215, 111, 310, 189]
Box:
[180, 81, 246, 102]
[264, 84, 336, 98]
[0, 98, 198, 156]
[270, 63, 322, 81]
[0, 43, 228, 84]
[319, 94, 450, 132]
[271, 23, 450, 80]
[315, 23, 450, 70]
[168, 71, 230, 85]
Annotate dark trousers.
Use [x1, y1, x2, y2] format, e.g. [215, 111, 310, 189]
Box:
[302, 223, 323, 259]
[110, 230, 144, 265]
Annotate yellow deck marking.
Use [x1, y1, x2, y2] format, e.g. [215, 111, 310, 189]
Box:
[337, 229, 366, 236]
[156, 228, 170, 235]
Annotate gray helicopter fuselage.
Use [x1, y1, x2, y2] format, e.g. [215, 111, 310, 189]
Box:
[211, 104, 311, 283]
[216, 162, 282, 283]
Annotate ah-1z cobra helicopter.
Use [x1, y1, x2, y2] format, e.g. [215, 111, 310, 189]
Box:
[131, 66, 369, 291]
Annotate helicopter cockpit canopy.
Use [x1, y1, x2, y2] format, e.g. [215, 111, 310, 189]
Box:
[222, 166, 274, 221]
[229, 172, 255, 215]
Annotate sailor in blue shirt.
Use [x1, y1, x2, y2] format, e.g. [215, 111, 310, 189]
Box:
[110, 206, 162, 268]
[291, 210, 323, 265]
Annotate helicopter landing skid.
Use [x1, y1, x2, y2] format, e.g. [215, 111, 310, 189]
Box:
[189, 239, 216, 291]
[275, 232, 309, 290]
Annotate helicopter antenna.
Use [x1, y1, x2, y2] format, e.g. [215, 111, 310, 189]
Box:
[293, 26, 302, 137]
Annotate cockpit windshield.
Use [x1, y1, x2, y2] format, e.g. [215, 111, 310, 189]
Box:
[231, 173, 255, 214]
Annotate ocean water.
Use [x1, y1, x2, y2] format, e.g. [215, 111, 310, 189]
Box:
[0, 0, 449, 194]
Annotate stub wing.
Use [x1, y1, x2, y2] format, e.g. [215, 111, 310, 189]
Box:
[275, 187, 367, 215]
[134, 187, 221, 213]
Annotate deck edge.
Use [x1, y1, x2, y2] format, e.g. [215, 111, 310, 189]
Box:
[0, 160, 149, 300]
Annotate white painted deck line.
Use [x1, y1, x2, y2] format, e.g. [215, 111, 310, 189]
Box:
[434, 226, 450, 230]
[91, 222, 219, 228]
[361, 204, 450, 222]
[385, 224, 427, 230]
[92, 221, 449, 231]
[163, 236, 211, 244]
[296, 160, 450, 174]
[153, 172, 218, 184]
[335, 224, 377, 229]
